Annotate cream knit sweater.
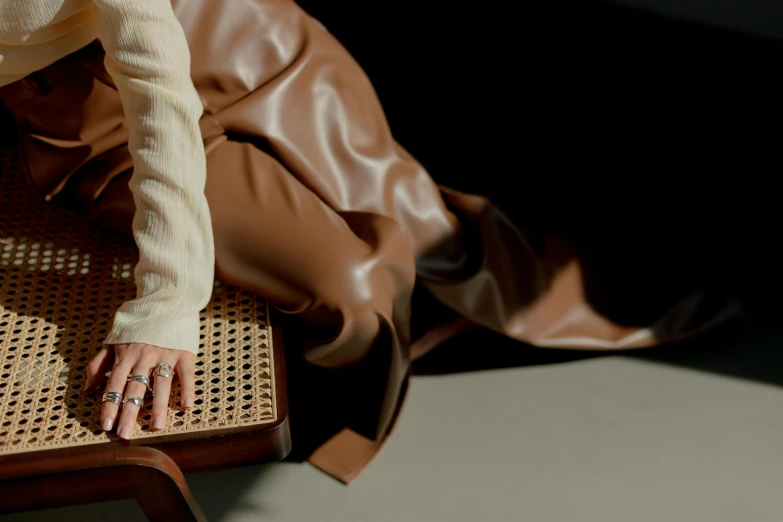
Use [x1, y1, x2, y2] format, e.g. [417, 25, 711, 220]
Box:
[0, 0, 214, 355]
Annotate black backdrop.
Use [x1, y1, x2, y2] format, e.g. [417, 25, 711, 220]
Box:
[292, 0, 781, 362]
[295, 1, 782, 222]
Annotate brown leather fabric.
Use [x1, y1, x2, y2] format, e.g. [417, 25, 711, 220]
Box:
[0, 0, 740, 482]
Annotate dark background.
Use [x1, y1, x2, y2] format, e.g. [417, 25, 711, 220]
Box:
[296, 0, 781, 221]
[292, 0, 781, 378]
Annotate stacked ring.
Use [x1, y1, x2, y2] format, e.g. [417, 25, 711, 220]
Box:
[102, 391, 122, 405]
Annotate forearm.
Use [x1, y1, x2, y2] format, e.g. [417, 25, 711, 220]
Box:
[92, 0, 214, 353]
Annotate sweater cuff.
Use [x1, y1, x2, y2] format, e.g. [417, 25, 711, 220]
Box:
[104, 308, 202, 355]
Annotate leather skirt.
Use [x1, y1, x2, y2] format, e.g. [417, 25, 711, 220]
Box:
[0, 0, 740, 482]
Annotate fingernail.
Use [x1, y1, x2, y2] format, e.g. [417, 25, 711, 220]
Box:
[152, 415, 165, 430]
[102, 417, 113, 431]
[85, 378, 91, 390]
[183, 397, 194, 409]
[119, 425, 132, 439]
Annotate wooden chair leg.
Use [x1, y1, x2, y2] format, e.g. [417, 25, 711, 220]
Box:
[0, 445, 207, 522]
[131, 459, 207, 522]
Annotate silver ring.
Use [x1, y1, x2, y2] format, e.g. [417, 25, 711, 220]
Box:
[102, 391, 122, 405]
[127, 373, 152, 390]
[153, 362, 175, 379]
[122, 396, 143, 407]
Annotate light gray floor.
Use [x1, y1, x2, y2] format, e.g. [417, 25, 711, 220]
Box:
[4, 319, 783, 522]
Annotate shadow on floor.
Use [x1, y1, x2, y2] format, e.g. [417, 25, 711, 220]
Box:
[185, 464, 284, 521]
[413, 233, 782, 390]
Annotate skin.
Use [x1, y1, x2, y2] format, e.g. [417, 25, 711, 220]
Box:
[84, 344, 197, 439]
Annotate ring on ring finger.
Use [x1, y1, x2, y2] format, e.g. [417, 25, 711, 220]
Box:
[153, 362, 175, 379]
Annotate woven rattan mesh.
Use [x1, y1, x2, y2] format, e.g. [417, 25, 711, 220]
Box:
[0, 148, 276, 455]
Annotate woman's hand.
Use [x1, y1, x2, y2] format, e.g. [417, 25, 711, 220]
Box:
[84, 343, 197, 439]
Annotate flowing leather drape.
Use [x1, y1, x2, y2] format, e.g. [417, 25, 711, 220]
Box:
[0, 0, 739, 482]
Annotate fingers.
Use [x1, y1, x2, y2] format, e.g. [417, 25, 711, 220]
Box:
[116, 353, 158, 440]
[150, 353, 192, 431]
[177, 353, 197, 411]
[151, 359, 176, 431]
[85, 346, 114, 394]
[97, 344, 195, 437]
[100, 344, 137, 432]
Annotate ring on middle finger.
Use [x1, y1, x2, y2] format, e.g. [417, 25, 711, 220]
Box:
[122, 396, 143, 407]
[127, 373, 152, 391]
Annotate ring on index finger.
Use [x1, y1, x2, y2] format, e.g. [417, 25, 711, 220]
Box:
[102, 391, 122, 405]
